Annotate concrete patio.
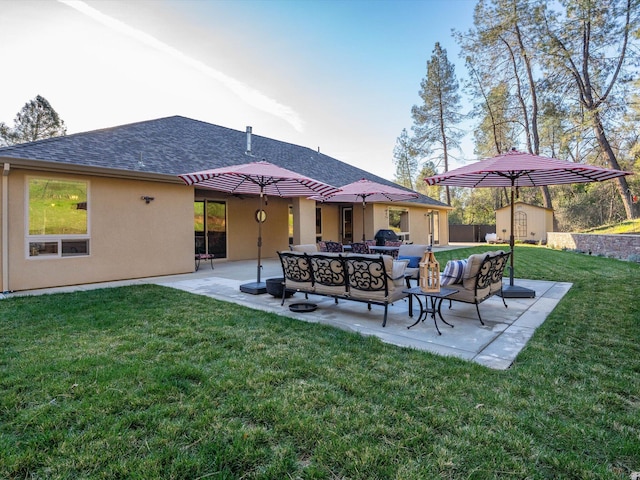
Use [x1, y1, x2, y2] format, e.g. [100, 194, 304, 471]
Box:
[8, 248, 571, 370]
[151, 259, 571, 370]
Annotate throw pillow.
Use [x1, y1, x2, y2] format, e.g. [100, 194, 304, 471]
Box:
[440, 259, 467, 285]
[398, 255, 421, 268]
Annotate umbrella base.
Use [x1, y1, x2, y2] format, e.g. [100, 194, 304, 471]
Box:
[240, 281, 267, 295]
[500, 284, 536, 299]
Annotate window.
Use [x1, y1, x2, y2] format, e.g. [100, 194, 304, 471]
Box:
[388, 208, 409, 241]
[27, 178, 90, 257]
[315, 207, 322, 242]
[341, 207, 353, 243]
[515, 211, 527, 239]
[431, 211, 440, 245]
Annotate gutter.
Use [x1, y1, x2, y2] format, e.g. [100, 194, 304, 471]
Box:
[0, 156, 183, 184]
[2, 163, 9, 293]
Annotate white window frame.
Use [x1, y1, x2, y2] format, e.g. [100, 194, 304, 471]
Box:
[315, 207, 322, 242]
[388, 207, 410, 242]
[25, 176, 91, 259]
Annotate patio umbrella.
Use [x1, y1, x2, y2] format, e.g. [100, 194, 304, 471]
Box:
[179, 161, 340, 294]
[311, 178, 418, 241]
[425, 149, 632, 298]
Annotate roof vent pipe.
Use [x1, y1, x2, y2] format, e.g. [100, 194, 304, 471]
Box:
[246, 126, 252, 154]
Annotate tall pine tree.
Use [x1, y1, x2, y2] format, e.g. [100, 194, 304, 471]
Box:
[392, 128, 418, 190]
[0, 95, 66, 146]
[411, 42, 462, 205]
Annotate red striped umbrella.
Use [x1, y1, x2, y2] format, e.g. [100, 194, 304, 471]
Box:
[425, 150, 632, 298]
[179, 160, 339, 198]
[424, 150, 629, 188]
[179, 161, 340, 294]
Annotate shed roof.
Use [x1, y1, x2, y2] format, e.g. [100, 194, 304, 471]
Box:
[496, 201, 554, 213]
[0, 115, 447, 207]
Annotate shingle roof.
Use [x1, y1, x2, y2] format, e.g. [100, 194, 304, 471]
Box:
[0, 115, 447, 207]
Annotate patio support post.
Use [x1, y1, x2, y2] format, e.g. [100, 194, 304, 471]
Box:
[292, 197, 316, 245]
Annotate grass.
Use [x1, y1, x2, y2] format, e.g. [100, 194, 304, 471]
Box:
[582, 219, 640, 234]
[1, 246, 639, 479]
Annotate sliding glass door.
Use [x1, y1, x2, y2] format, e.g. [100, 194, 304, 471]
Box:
[194, 200, 227, 258]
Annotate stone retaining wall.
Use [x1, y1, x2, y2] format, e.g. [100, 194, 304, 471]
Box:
[546, 232, 640, 261]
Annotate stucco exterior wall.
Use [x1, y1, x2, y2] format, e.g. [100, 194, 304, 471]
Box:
[410, 208, 436, 245]
[286, 203, 449, 247]
[1, 166, 452, 292]
[319, 204, 341, 242]
[225, 195, 291, 261]
[285, 202, 449, 247]
[4, 170, 194, 292]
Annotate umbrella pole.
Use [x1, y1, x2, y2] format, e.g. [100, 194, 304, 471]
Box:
[510, 185, 515, 286]
[362, 201, 366, 242]
[239, 188, 268, 295]
[257, 191, 263, 284]
[500, 182, 536, 298]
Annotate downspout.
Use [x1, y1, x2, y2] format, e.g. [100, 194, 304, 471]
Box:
[2, 163, 9, 294]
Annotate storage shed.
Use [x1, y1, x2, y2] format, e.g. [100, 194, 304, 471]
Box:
[495, 201, 554, 244]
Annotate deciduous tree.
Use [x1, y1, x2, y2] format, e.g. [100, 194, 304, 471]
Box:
[538, 0, 638, 218]
[458, 0, 554, 209]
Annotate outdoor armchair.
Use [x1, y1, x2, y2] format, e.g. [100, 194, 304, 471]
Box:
[350, 242, 370, 254]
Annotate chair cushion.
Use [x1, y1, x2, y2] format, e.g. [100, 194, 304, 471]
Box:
[397, 244, 429, 257]
[391, 259, 409, 287]
[350, 242, 370, 254]
[441, 259, 467, 285]
[461, 253, 486, 290]
[398, 255, 421, 268]
[291, 244, 318, 253]
[324, 241, 343, 252]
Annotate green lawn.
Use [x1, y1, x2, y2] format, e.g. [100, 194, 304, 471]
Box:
[1, 246, 639, 479]
[582, 219, 640, 234]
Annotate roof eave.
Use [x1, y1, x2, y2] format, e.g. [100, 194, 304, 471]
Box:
[0, 156, 182, 184]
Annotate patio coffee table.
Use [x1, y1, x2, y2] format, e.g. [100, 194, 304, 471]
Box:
[402, 287, 458, 335]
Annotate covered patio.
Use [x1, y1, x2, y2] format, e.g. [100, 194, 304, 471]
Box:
[11, 246, 571, 370]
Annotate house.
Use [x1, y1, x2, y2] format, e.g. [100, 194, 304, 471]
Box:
[0, 116, 450, 293]
[495, 201, 554, 244]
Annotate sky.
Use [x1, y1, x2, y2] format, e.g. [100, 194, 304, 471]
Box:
[0, 0, 477, 180]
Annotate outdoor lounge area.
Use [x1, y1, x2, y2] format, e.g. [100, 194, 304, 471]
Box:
[12, 249, 572, 370]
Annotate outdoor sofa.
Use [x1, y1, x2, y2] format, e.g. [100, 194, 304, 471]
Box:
[277, 251, 411, 327]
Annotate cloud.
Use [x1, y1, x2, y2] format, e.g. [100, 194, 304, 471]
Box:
[58, 0, 304, 132]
